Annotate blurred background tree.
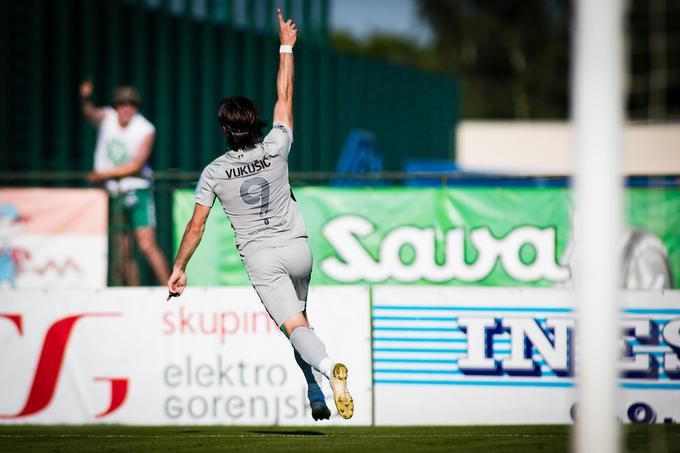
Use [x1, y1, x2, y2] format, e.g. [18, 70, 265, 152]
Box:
[331, 0, 680, 122]
[627, 0, 680, 121]
[416, 0, 569, 119]
[332, 31, 438, 72]
[332, 0, 569, 119]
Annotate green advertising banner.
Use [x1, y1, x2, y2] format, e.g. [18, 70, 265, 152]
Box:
[173, 187, 680, 287]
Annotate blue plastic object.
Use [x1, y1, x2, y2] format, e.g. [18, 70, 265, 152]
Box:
[332, 130, 384, 186]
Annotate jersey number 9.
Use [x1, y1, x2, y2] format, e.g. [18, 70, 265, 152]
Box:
[240, 177, 271, 222]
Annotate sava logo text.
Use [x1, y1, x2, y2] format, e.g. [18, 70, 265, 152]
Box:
[320, 215, 569, 283]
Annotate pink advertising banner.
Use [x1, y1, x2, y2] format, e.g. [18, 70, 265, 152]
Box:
[0, 188, 108, 289]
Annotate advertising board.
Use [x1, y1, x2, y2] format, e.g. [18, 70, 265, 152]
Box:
[0, 189, 108, 289]
[0, 287, 372, 425]
[174, 187, 679, 288]
[372, 286, 680, 425]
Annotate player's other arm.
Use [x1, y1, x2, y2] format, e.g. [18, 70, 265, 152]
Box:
[79, 80, 107, 126]
[167, 204, 211, 299]
[272, 8, 297, 132]
[88, 132, 154, 183]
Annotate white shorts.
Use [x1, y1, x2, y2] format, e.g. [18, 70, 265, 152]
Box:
[242, 239, 312, 327]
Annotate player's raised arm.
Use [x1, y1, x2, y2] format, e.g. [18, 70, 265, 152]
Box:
[273, 8, 297, 131]
[167, 204, 211, 300]
[79, 80, 107, 126]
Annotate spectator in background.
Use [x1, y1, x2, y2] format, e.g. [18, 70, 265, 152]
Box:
[80, 81, 170, 286]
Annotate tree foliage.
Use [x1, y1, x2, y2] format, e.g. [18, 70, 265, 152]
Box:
[416, 0, 570, 119]
[331, 1, 570, 119]
[331, 1, 679, 121]
[331, 31, 438, 72]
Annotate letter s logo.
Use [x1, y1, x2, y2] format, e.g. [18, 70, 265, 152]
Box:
[0, 313, 129, 419]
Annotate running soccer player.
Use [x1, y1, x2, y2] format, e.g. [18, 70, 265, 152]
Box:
[167, 9, 353, 421]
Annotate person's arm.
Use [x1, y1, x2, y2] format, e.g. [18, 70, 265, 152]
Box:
[272, 8, 297, 131]
[88, 132, 154, 183]
[167, 204, 211, 300]
[80, 80, 107, 126]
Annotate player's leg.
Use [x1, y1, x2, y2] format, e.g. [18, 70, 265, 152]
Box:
[290, 272, 329, 415]
[248, 276, 336, 419]
[288, 272, 330, 419]
[289, 310, 331, 420]
[281, 243, 354, 420]
[294, 347, 324, 394]
[283, 312, 332, 377]
[276, 243, 333, 378]
[294, 347, 331, 420]
[244, 243, 353, 419]
[129, 188, 170, 284]
[284, 313, 354, 420]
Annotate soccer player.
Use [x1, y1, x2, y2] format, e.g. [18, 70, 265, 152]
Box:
[80, 81, 170, 286]
[167, 9, 354, 421]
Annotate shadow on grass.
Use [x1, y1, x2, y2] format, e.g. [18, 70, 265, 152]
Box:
[249, 430, 325, 436]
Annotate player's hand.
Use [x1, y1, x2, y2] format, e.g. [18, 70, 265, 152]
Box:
[277, 8, 297, 47]
[167, 268, 186, 301]
[80, 80, 94, 99]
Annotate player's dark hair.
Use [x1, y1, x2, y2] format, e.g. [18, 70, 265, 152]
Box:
[217, 96, 267, 151]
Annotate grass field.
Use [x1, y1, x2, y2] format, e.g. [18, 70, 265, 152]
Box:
[1, 425, 679, 452]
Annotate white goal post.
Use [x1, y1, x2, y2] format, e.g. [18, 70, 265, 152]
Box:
[573, 0, 625, 452]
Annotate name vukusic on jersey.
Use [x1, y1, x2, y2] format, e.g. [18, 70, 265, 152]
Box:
[225, 157, 271, 179]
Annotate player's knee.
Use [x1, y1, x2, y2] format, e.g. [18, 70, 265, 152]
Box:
[283, 314, 309, 337]
[287, 324, 305, 337]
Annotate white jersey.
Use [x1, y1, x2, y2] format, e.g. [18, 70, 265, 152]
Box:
[194, 123, 307, 257]
[94, 107, 155, 195]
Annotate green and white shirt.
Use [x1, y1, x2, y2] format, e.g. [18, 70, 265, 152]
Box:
[94, 107, 155, 195]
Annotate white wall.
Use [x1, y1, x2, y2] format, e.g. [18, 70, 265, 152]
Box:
[457, 121, 680, 175]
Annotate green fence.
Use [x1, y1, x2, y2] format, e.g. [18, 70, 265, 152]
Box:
[0, 0, 459, 177]
[0, 0, 460, 283]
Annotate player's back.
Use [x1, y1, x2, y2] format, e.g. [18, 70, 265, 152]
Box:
[194, 123, 307, 256]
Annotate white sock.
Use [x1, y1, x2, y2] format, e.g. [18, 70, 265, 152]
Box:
[319, 357, 333, 379]
[289, 326, 334, 379]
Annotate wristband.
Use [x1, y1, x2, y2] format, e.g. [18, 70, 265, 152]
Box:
[279, 45, 293, 54]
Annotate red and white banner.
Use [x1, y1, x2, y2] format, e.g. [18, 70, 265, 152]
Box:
[0, 189, 108, 289]
[2, 286, 678, 425]
[0, 287, 372, 425]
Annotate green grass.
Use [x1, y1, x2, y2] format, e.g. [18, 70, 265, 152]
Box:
[0, 425, 678, 452]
